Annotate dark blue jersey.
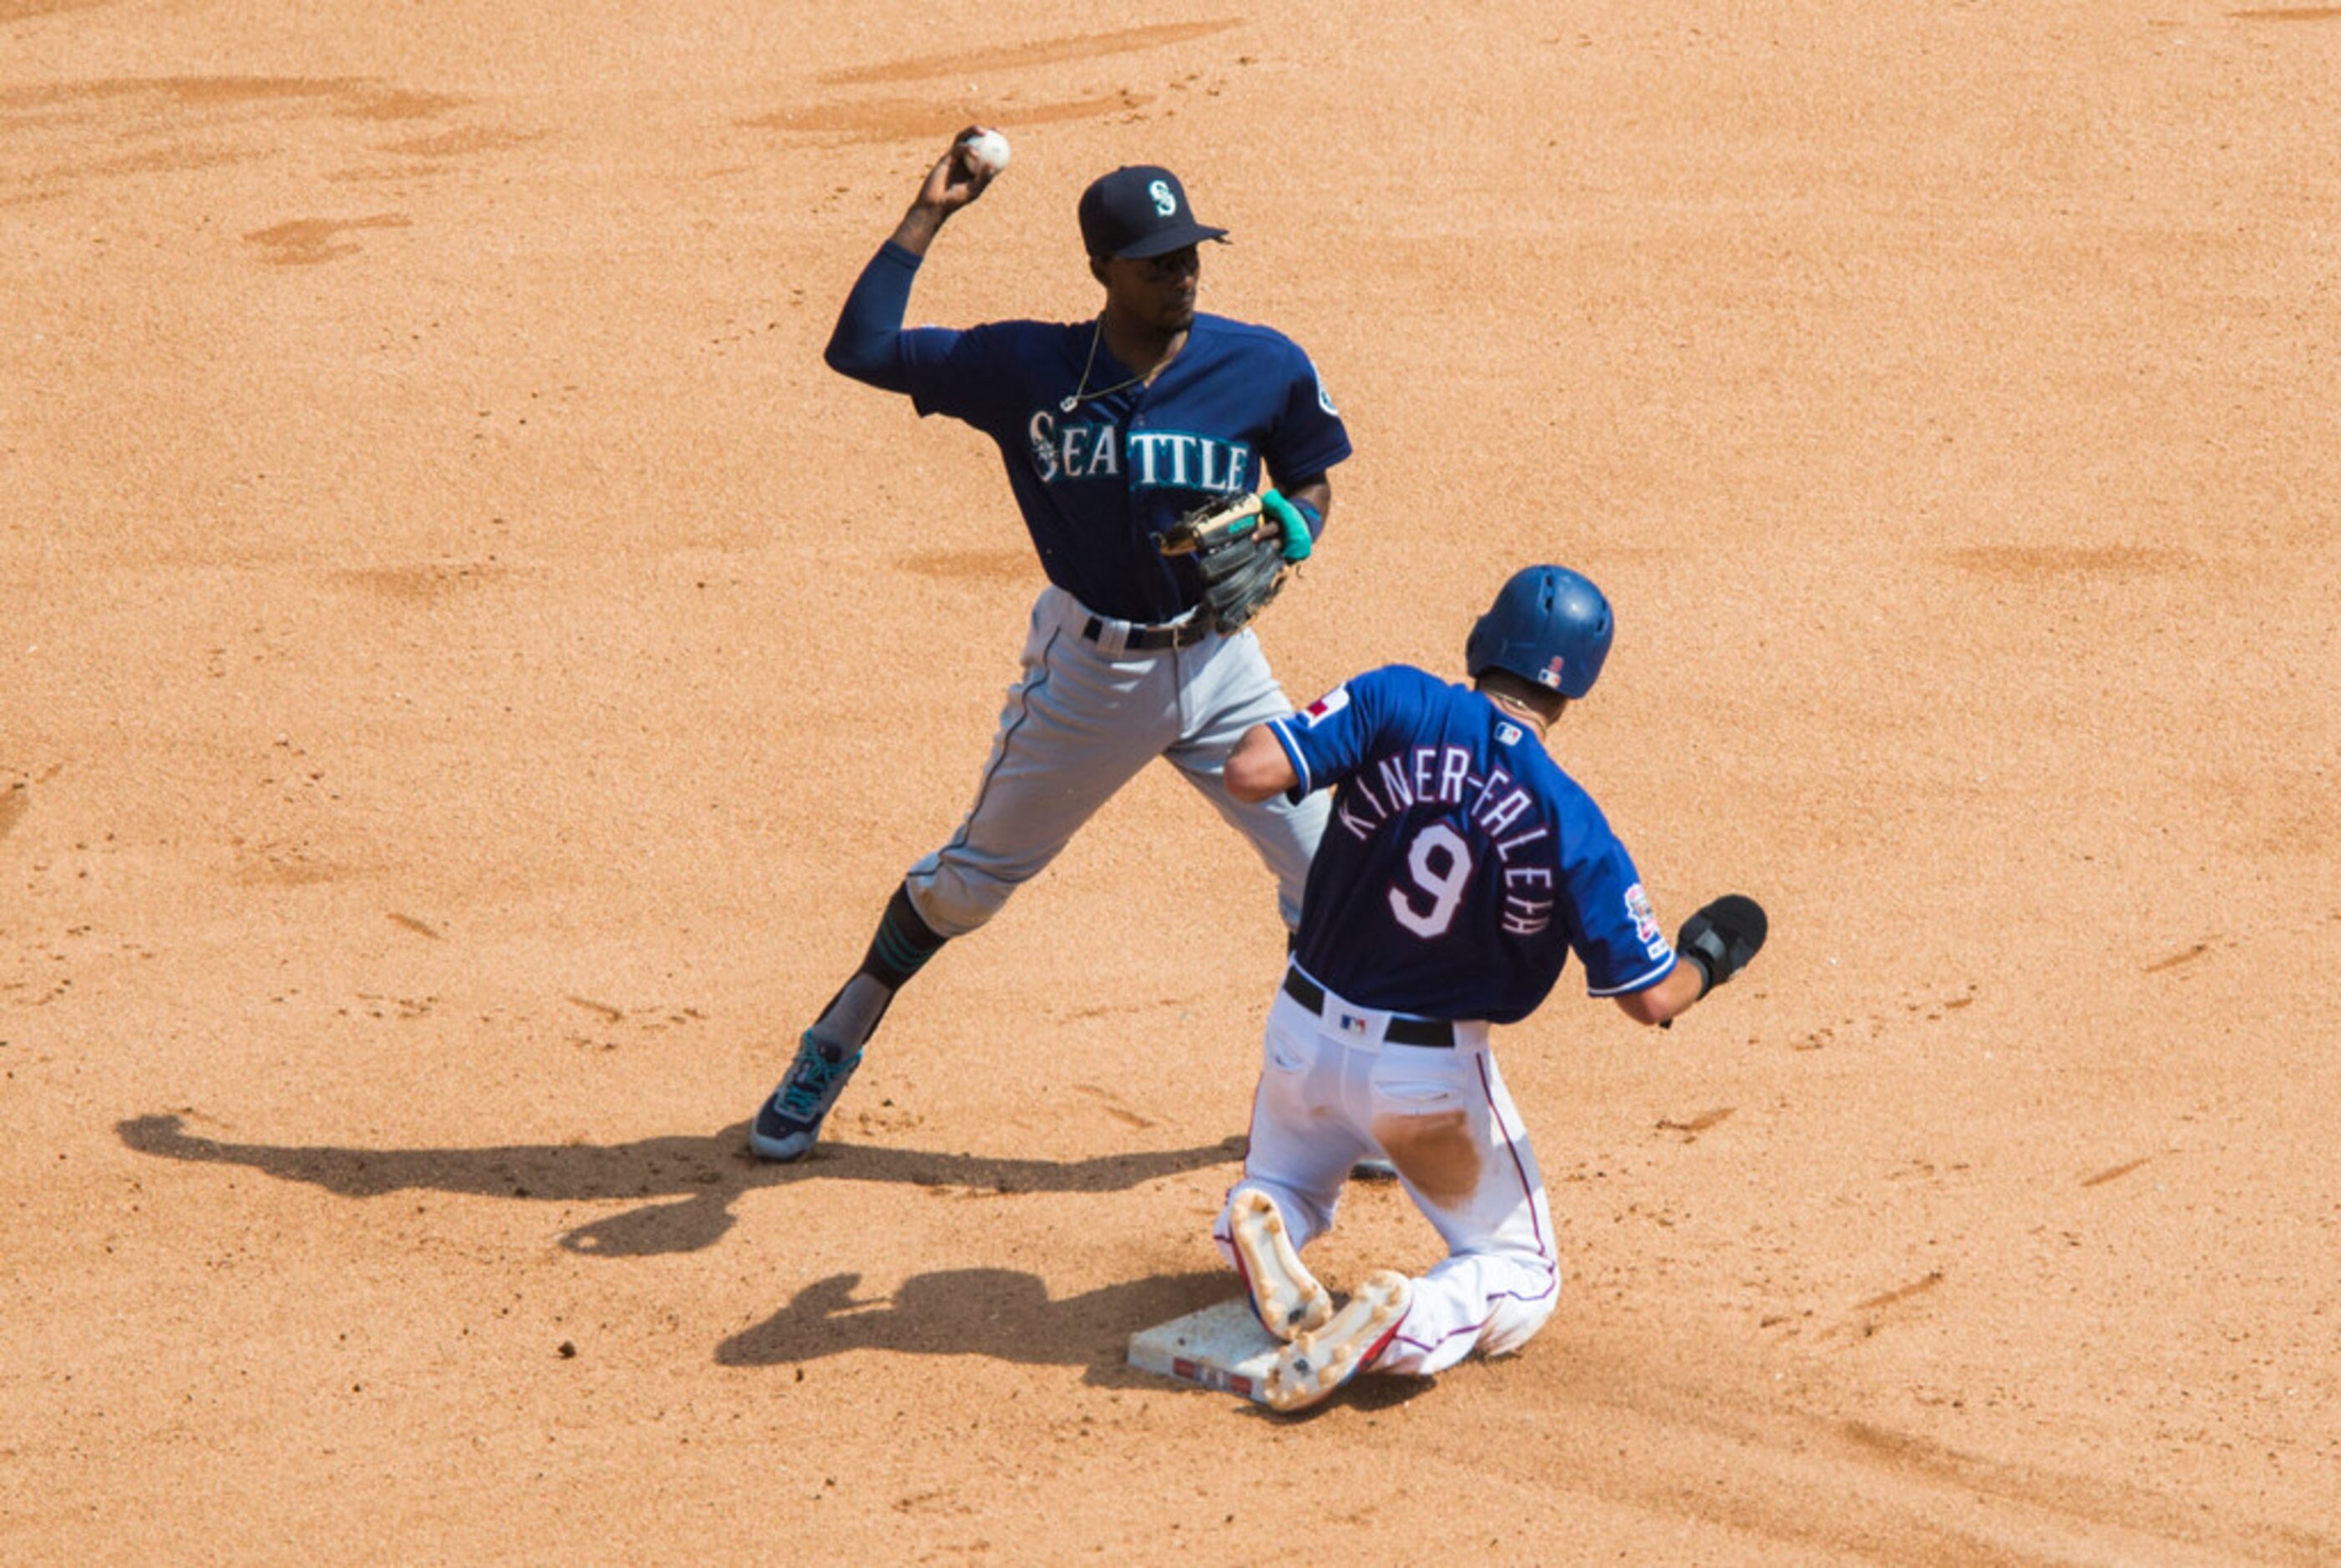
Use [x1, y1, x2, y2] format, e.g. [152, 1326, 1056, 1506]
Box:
[826, 241, 1351, 624]
[1268, 665, 1677, 1024]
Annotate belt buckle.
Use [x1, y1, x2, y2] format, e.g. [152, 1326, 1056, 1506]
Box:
[1132, 617, 1202, 652]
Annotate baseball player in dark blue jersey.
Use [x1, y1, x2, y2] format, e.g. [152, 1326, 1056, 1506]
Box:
[751, 134, 1351, 1161]
[1209, 566, 1768, 1411]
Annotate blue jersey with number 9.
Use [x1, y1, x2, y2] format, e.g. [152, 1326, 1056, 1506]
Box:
[1266, 665, 1676, 1023]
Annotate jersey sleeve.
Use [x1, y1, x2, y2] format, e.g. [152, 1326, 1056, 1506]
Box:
[899, 323, 1013, 425]
[823, 241, 1006, 424]
[1264, 666, 1404, 802]
[1558, 808, 1680, 997]
[1261, 341, 1352, 486]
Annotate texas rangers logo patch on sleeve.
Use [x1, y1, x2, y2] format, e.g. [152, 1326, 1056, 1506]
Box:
[1625, 883, 1661, 946]
[1301, 687, 1350, 726]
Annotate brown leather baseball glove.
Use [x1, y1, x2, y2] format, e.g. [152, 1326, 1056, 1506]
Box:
[1156, 489, 1315, 635]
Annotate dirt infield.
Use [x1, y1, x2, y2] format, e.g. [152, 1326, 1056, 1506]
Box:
[5, 3, 2338, 1562]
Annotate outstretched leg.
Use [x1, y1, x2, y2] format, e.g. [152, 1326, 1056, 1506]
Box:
[749, 884, 949, 1161]
[750, 588, 1181, 1161]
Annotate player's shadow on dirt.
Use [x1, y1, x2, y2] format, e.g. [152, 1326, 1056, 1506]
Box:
[718, 1267, 1432, 1409]
[719, 1267, 1222, 1388]
[115, 1114, 1243, 1258]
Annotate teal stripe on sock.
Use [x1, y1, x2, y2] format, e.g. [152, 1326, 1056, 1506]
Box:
[876, 918, 939, 977]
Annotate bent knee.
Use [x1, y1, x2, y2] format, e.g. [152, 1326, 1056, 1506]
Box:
[904, 864, 1016, 938]
[1480, 1287, 1559, 1358]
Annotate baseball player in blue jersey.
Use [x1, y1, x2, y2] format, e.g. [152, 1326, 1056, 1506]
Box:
[1209, 566, 1768, 1411]
[750, 134, 1351, 1160]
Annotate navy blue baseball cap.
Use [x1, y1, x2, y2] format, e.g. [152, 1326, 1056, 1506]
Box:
[1078, 166, 1229, 260]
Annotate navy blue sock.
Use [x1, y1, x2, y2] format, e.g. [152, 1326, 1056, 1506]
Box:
[861, 884, 945, 989]
[811, 886, 948, 1050]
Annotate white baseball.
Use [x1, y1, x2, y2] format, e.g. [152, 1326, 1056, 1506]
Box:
[960, 129, 1011, 178]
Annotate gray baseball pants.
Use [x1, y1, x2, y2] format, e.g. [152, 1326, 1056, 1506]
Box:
[903, 584, 1327, 937]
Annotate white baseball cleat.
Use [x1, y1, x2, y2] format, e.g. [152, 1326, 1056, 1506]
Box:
[1228, 1189, 1334, 1342]
[1264, 1269, 1411, 1414]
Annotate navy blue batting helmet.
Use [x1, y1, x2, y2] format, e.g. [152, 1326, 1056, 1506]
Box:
[1464, 566, 1614, 700]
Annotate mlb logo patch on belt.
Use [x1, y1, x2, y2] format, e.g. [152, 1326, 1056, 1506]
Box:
[1337, 1012, 1369, 1037]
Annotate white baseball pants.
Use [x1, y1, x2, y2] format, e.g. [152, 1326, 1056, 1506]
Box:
[1214, 966, 1562, 1378]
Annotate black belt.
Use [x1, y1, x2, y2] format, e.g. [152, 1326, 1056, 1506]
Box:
[1082, 615, 1211, 652]
[1281, 970, 1456, 1048]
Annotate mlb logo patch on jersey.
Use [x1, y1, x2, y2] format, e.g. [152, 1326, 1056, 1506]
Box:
[1302, 687, 1350, 726]
[1495, 721, 1523, 746]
